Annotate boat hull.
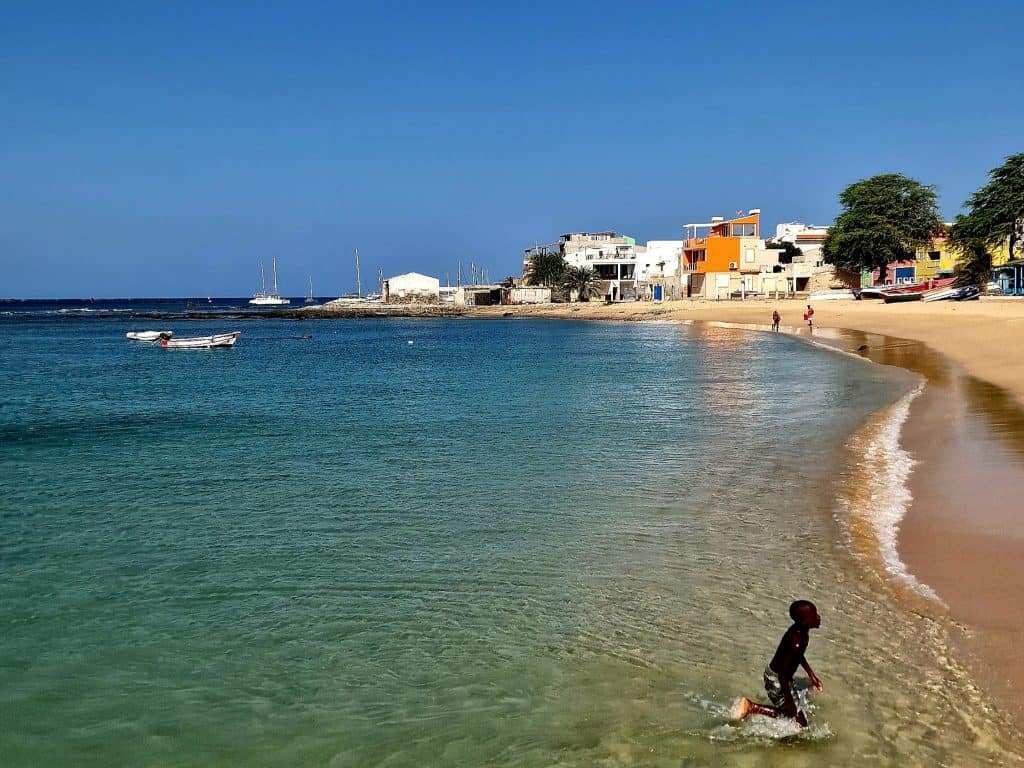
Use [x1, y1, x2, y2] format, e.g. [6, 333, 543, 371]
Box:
[127, 331, 173, 342]
[808, 291, 856, 301]
[951, 286, 980, 301]
[162, 332, 240, 349]
[883, 292, 923, 303]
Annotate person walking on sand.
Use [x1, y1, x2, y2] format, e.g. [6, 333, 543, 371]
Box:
[733, 600, 823, 728]
[771, 310, 781, 332]
[803, 304, 814, 332]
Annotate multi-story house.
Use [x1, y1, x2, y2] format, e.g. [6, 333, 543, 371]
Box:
[914, 234, 958, 281]
[636, 240, 683, 300]
[682, 210, 762, 298]
[524, 231, 643, 300]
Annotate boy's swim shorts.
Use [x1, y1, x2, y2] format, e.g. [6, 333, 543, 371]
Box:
[763, 666, 798, 712]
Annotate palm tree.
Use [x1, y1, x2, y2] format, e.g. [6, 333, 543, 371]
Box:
[525, 251, 568, 287]
[564, 265, 601, 302]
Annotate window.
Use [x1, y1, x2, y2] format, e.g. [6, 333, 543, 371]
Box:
[744, 248, 755, 263]
[731, 223, 755, 237]
[929, 251, 941, 261]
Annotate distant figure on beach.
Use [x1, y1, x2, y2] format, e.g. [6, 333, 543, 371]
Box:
[771, 310, 781, 332]
[804, 304, 814, 332]
[733, 600, 823, 728]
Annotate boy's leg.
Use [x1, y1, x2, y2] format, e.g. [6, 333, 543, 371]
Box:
[733, 697, 780, 719]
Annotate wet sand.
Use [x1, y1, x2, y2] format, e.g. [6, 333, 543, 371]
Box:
[474, 298, 1024, 729]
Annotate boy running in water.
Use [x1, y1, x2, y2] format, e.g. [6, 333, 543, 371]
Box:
[733, 600, 822, 727]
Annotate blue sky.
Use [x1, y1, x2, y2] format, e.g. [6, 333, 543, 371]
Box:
[2, 1, 1022, 298]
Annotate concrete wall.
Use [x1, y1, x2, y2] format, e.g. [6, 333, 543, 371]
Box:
[510, 287, 551, 304]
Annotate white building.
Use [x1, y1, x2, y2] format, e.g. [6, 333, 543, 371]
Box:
[774, 222, 829, 265]
[524, 232, 642, 301]
[635, 240, 683, 300]
[383, 272, 440, 303]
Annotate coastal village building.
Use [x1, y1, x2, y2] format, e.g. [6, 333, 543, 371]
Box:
[769, 222, 852, 293]
[682, 210, 764, 299]
[914, 235, 957, 282]
[560, 232, 642, 301]
[383, 272, 440, 303]
[636, 241, 683, 300]
[524, 232, 643, 301]
[992, 259, 1024, 295]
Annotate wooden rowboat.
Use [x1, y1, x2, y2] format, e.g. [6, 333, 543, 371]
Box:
[161, 331, 240, 349]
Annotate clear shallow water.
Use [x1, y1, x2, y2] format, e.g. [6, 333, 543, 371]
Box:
[0, 315, 1020, 766]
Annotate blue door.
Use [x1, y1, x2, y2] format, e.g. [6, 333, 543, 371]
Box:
[653, 285, 663, 301]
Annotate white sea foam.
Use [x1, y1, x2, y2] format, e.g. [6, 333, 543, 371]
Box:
[854, 383, 942, 602]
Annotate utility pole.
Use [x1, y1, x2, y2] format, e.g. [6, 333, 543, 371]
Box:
[354, 248, 362, 298]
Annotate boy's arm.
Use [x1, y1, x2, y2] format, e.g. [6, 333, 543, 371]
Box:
[777, 670, 802, 720]
[800, 658, 823, 692]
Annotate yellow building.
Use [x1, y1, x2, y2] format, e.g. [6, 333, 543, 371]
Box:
[914, 236, 957, 281]
[915, 235, 1013, 280]
[990, 239, 1012, 267]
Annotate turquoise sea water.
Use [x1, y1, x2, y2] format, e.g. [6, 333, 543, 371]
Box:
[1, 315, 1020, 766]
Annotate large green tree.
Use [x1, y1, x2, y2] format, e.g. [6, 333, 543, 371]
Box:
[524, 251, 568, 287]
[949, 153, 1024, 286]
[822, 173, 944, 284]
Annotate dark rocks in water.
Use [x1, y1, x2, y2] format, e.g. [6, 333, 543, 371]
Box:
[857, 344, 869, 352]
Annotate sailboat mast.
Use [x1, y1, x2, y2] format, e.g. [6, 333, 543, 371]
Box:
[260, 261, 266, 293]
[272, 258, 279, 295]
[354, 248, 362, 298]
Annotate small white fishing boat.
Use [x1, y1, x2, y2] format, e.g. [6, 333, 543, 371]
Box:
[161, 331, 240, 349]
[126, 330, 173, 342]
[921, 286, 959, 302]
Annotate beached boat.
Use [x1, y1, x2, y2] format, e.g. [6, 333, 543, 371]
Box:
[249, 259, 290, 306]
[921, 286, 960, 302]
[859, 286, 887, 300]
[126, 330, 173, 342]
[161, 331, 240, 349]
[808, 290, 856, 301]
[881, 278, 955, 303]
[950, 285, 980, 301]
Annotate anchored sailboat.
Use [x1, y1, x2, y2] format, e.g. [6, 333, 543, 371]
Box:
[305, 276, 316, 304]
[249, 259, 291, 306]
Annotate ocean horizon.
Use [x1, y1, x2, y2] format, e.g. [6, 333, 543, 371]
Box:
[1, 310, 1020, 766]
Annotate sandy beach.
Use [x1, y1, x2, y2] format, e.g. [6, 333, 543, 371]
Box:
[474, 297, 1024, 729]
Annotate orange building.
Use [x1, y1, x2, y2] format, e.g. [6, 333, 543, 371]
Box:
[682, 210, 761, 298]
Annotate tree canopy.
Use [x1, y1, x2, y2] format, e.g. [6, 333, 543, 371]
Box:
[524, 251, 567, 287]
[949, 153, 1024, 286]
[822, 173, 943, 283]
[563, 265, 601, 301]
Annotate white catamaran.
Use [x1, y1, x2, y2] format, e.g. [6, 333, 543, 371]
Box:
[249, 259, 290, 306]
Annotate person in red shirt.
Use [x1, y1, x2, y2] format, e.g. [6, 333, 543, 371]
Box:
[803, 304, 814, 331]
